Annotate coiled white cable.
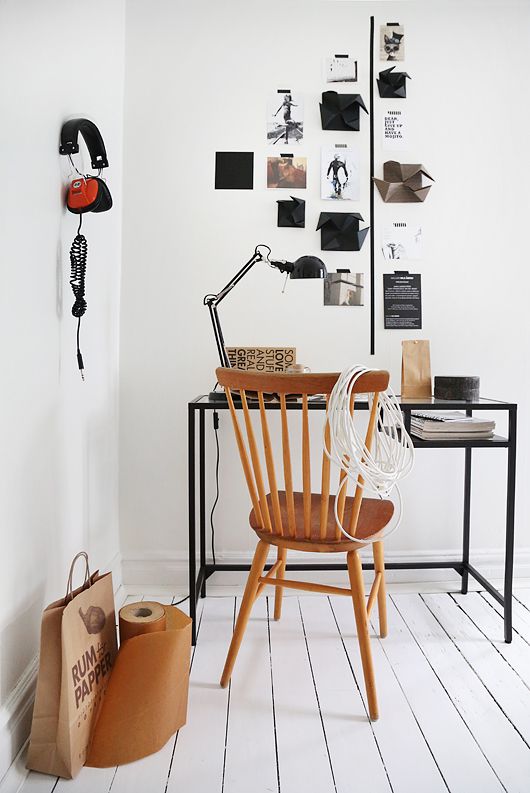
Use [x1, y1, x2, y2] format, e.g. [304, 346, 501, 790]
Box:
[324, 365, 415, 544]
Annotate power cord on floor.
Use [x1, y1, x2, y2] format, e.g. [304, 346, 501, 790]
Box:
[210, 410, 220, 566]
[172, 595, 190, 606]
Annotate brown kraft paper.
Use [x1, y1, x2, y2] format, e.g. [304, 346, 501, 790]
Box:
[401, 339, 432, 398]
[85, 602, 191, 767]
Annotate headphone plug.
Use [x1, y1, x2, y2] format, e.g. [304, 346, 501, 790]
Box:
[77, 350, 85, 381]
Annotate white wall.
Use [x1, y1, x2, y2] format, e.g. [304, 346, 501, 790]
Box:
[0, 0, 125, 779]
[120, 0, 530, 582]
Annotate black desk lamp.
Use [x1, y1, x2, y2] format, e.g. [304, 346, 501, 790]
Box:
[204, 244, 327, 369]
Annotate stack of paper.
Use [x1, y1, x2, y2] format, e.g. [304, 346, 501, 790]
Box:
[411, 411, 495, 440]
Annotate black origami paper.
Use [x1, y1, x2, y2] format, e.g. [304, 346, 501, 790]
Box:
[316, 212, 369, 252]
[377, 66, 411, 99]
[277, 196, 305, 228]
[319, 91, 368, 132]
[214, 152, 254, 189]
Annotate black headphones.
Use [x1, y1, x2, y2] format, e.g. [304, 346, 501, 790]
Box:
[59, 118, 113, 213]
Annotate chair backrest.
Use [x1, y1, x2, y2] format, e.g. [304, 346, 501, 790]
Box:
[217, 368, 390, 541]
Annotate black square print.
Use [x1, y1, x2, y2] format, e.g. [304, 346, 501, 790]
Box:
[215, 152, 254, 190]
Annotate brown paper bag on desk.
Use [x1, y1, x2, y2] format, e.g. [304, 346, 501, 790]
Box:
[27, 553, 118, 779]
[401, 339, 432, 398]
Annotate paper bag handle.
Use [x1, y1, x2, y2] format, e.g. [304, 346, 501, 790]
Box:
[65, 551, 91, 602]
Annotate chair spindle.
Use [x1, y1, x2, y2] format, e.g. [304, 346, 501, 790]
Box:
[280, 394, 296, 538]
[258, 392, 284, 536]
[240, 390, 272, 533]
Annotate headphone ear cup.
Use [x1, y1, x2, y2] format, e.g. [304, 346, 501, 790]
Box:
[91, 177, 113, 213]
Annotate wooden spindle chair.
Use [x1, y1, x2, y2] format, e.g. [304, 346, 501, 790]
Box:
[217, 367, 393, 721]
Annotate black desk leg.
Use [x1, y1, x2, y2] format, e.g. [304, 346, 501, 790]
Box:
[199, 410, 207, 598]
[461, 447, 472, 594]
[188, 405, 197, 646]
[504, 407, 517, 643]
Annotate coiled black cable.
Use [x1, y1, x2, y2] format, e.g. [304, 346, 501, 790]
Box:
[69, 215, 87, 379]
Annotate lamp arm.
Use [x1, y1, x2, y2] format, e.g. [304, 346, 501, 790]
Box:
[207, 246, 270, 307]
[203, 245, 273, 368]
[203, 245, 297, 369]
[207, 301, 230, 368]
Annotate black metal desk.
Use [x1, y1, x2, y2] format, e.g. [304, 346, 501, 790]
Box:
[188, 395, 517, 645]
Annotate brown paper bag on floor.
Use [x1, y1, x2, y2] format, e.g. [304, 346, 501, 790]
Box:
[26, 551, 118, 779]
[401, 339, 432, 398]
[27, 552, 118, 779]
[86, 604, 191, 767]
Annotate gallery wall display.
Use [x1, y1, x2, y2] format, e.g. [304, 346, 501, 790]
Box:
[267, 90, 304, 146]
[320, 91, 368, 131]
[212, 14, 430, 355]
[380, 23, 405, 61]
[382, 109, 407, 149]
[382, 221, 423, 260]
[383, 271, 422, 329]
[377, 66, 410, 98]
[267, 156, 307, 189]
[317, 212, 369, 252]
[324, 54, 358, 83]
[214, 151, 254, 190]
[374, 161, 434, 202]
[321, 145, 359, 201]
[277, 196, 305, 228]
[324, 271, 364, 306]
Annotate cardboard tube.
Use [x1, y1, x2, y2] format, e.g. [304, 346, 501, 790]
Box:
[86, 604, 192, 768]
[119, 601, 166, 642]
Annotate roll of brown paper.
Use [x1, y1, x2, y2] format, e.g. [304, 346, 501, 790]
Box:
[118, 601, 166, 642]
[86, 603, 191, 768]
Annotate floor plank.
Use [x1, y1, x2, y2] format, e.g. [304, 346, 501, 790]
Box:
[453, 592, 530, 690]
[397, 593, 530, 793]
[222, 596, 278, 793]
[384, 596, 504, 793]
[514, 589, 530, 610]
[108, 738, 174, 793]
[55, 766, 116, 793]
[299, 596, 391, 793]
[481, 591, 530, 643]
[424, 594, 530, 749]
[166, 597, 233, 793]
[512, 593, 530, 635]
[331, 595, 447, 793]
[15, 765, 57, 793]
[268, 596, 335, 793]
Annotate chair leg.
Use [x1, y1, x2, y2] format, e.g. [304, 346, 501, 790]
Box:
[220, 539, 270, 688]
[347, 550, 379, 721]
[273, 547, 287, 621]
[373, 541, 388, 638]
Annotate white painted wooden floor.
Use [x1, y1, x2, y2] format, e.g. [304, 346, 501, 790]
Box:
[15, 587, 530, 793]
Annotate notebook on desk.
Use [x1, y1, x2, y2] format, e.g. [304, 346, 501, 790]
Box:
[411, 410, 495, 440]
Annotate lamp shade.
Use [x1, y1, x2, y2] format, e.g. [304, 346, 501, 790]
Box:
[290, 255, 327, 279]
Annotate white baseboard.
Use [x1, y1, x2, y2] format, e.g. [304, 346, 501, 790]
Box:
[0, 550, 124, 792]
[0, 660, 38, 792]
[122, 547, 530, 589]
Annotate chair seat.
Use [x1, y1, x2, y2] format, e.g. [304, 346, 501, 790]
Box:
[249, 491, 394, 552]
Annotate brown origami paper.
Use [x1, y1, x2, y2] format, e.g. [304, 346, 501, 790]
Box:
[374, 161, 434, 202]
